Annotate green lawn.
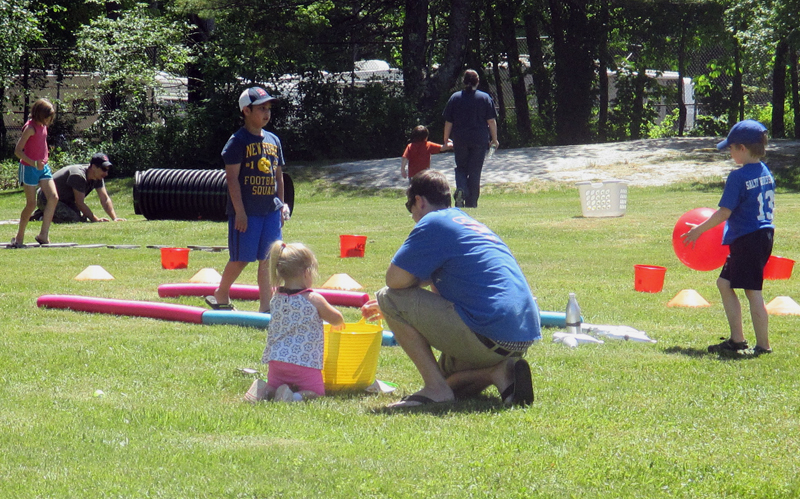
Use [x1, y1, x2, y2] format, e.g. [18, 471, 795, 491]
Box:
[1, 170, 799, 498]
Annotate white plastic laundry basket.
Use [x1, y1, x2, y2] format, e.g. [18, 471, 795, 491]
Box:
[576, 180, 628, 217]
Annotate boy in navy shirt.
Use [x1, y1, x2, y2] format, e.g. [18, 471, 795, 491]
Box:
[207, 87, 289, 313]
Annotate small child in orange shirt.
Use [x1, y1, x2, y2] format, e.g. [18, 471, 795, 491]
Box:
[401, 125, 452, 180]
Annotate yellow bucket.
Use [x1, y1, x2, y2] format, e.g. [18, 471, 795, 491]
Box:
[322, 319, 382, 392]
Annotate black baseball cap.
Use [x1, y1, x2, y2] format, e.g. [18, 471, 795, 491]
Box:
[90, 153, 112, 169]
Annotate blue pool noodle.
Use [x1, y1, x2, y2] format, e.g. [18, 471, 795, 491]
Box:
[202, 310, 271, 329]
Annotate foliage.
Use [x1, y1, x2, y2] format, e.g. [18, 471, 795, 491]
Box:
[284, 75, 419, 161]
[0, 0, 42, 88]
[6, 0, 800, 169]
[73, 5, 191, 149]
[605, 67, 662, 141]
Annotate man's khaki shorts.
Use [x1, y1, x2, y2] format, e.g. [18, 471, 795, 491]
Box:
[376, 286, 516, 376]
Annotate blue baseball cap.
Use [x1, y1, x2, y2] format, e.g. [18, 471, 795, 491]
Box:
[238, 87, 277, 111]
[717, 119, 768, 150]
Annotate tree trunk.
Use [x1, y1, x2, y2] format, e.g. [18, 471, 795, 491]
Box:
[596, 4, 609, 141]
[677, 22, 687, 136]
[630, 65, 647, 140]
[488, 4, 506, 123]
[0, 87, 6, 148]
[523, 12, 552, 129]
[402, 0, 429, 104]
[772, 38, 788, 139]
[791, 50, 800, 139]
[730, 39, 744, 126]
[187, 15, 214, 105]
[547, 0, 595, 145]
[498, 0, 533, 143]
[420, 0, 472, 114]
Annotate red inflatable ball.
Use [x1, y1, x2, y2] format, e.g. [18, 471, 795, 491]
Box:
[672, 207, 730, 271]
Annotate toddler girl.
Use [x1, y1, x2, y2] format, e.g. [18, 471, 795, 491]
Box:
[12, 98, 58, 247]
[245, 241, 344, 402]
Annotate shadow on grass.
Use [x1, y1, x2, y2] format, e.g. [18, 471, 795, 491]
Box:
[663, 345, 763, 361]
[368, 393, 517, 416]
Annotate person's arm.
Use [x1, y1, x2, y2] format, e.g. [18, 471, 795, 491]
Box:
[72, 189, 99, 222]
[443, 121, 453, 147]
[400, 157, 409, 178]
[681, 207, 732, 245]
[307, 292, 345, 330]
[386, 263, 420, 289]
[14, 126, 38, 167]
[487, 118, 499, 148]
[95, 185, 125, 221]
[275, 165, 289, 225]
[225, 163, 247, 232]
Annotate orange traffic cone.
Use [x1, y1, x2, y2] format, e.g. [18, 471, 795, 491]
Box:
[667, 289, 710, 307]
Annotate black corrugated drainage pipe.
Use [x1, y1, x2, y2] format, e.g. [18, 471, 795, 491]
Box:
[133, 169, 294, 221]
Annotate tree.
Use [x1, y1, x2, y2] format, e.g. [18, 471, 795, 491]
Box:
[523, 6, 554, 132]
[420, 0, 473, 115]
[497, 0, 534, 142]
[0, 0, 42, 148]
[74, 5, 191, 143]
[547, 0, 597, 145]
[402, 0, 429, 104]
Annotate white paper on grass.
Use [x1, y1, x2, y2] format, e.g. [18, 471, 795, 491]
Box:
[552, 332, 605, 345]
[365, 380, 397, 394]
[582, 323, 657, 343]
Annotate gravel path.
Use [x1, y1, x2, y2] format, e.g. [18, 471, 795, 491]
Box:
[316, 137, 800, 189]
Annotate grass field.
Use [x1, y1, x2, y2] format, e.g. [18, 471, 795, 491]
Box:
[1, 169, 799, 498]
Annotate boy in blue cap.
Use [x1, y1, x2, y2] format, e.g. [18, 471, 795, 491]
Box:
[682, 119, 775, 354]
[206, 87, 290, 313]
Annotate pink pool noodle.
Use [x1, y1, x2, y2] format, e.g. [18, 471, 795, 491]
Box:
[37, 294, 205, 324]
[157, 283, 369, 308]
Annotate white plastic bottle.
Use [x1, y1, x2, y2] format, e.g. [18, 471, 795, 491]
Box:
[565, 293, 581, 335]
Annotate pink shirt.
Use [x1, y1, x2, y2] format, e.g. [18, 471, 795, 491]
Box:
[21, 120, 48, 166]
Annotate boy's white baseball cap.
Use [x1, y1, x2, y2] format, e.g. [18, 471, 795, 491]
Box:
[238, 87, 277, 111]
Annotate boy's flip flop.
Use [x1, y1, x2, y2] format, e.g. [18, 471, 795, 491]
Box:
[205, 295, 235, 311]
[500, 359, 534, 407]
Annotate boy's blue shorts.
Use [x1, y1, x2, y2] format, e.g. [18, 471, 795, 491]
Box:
[228, 210, 282, 263]
[19, 162, 53, 186]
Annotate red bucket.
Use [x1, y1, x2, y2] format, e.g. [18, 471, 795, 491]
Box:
[161, 247, 190, 269]
[339, 235, 367, 258]
[634, 264, 667, 293]
[764, 255, 794, 280]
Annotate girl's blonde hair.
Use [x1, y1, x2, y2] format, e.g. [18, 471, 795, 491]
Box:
[268, 241, 318, 287]
[30, 98, 55, 124]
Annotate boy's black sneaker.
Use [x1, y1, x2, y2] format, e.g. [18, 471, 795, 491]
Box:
[29, 209, 43, 221]
[753, 345, 772, 355]
[454, 188, 465, 208]
[708, 337, 748, 353]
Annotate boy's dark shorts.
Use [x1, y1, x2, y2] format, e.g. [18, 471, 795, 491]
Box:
[719, 228, 773, 290]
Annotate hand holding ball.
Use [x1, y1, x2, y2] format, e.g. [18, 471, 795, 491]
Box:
[672, 208, 729, 271]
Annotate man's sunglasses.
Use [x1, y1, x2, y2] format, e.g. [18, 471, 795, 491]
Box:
[405, 197, 415, 213]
